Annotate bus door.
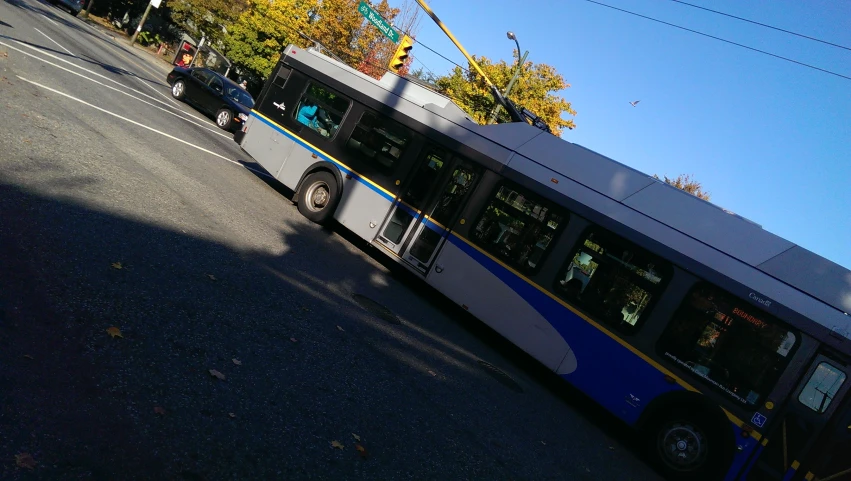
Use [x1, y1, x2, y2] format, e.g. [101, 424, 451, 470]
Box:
[744, 354, 849, 481]
[375, 147, 480, 274]
[804, 393, 851, 481]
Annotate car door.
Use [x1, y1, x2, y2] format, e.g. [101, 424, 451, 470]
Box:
[205, 76, 225, 113]
[187, 69, 213, 111]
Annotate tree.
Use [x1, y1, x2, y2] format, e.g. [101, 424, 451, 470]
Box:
[654, 174, 711, 201]
[356, 0, 421, 78]
[222, 0, 313, 79]
[433, 55, 576, 136]
[169, 0, 248, 48]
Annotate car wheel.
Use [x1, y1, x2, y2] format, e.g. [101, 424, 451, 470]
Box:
[171, 80, 186, 100]
[297, 171, 339, 225]
[215, 109, 233, 130]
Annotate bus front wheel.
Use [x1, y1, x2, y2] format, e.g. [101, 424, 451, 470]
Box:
[297, 171, 338, 225]
[648, 409, 730, 481]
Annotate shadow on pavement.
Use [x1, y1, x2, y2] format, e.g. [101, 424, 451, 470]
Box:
[0, 173, 657, 480]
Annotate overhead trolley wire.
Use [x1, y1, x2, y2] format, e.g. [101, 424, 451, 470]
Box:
[583, 0, 851, 82]
[667, 0, 851, 52]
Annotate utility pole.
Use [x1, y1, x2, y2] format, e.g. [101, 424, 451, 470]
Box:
[78, 0, 94, 18]
[488, 49, 528, 124]
[488, 31, 527, 124]
[129, 0, 161, 46]
[129, 3, 153, 45]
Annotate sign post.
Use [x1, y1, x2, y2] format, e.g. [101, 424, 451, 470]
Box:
[358, 1, 399, 44]
[129, 0, 160, 46]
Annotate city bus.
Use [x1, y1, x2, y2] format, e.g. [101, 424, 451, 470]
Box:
[233, 44, 851, 481]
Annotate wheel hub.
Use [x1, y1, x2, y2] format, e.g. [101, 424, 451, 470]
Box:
[658, 421, 707, 471]
[311, 187, 328, 207]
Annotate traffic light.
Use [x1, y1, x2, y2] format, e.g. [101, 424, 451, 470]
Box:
[388, 35, 414, 74]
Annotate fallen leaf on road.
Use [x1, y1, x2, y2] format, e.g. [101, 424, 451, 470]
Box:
[608, 446, 615, 450]
[207, 274, 217, 281]
[336, 325, 344, 332]
[351, 433, 361, 441]
[1, 52, 7, 57]
[330, 440, 344, 450]
[427, 370, 436, 377]
[355, 444, 368, 458]
[232, 358, 242, 366]
[15, 453, 36, 470]
[153, 406, 166, 415]
[289, 337, 297, 343]
[23, 139, 31, 144]
[228, 413, 236, 418]
[209, 369, 226, 380]
[540, 441, 546, 445]
[23, 355, 34, 360]
[111, 262, 124, 270]
[106, 326, 123, 338]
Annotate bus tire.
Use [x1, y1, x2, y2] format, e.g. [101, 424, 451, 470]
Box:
[647, 408, 730, 481]
[296, 171, 338, 225]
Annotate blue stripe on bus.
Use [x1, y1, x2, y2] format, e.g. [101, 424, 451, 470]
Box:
[447, 234, 683, 423]
[447, 233, 763, 479]
[251, 113, 395, 202]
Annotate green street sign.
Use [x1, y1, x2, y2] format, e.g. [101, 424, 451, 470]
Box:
[358, 1, 399, 44]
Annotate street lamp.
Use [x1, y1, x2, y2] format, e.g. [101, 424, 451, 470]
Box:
[488, 31, 529, 124]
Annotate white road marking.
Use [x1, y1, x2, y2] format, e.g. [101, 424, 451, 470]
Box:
[5, 39, 210, 124]
[16, 76, 272, 179]
[1, 41, 230, 137]
[34, 27, 74, 56]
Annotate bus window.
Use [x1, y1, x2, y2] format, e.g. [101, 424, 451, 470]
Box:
[799, 362, 846, 413]
[345, 111, 412, 175]
[554, 229, 669, 333]
[657, 284, 798, 408]
[472, 183, 566, 275]
[293, 82, 350, 139]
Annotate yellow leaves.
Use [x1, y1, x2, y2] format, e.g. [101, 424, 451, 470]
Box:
[232, 358, 242, 366]
[209, 369, 226, 381]
[330, 440, 344, 450]
[15, 452, 36, 470]
[106, 326, 123, 338]
[154, 406, 166, 415]
[355, 444, 368, 458]
[111, 261, 124, 270]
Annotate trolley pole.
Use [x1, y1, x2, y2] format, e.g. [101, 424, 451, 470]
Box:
[412, 0, 526, 124]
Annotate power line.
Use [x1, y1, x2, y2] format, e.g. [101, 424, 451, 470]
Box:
[667, 0, 851, 52]
[583, 0, 851, 82]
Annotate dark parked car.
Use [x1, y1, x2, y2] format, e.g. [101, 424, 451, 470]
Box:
[48, 0, 84, 15]
[166, 67, 254, 131]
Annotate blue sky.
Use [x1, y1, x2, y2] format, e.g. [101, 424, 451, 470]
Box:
[399, 0, 851, 270]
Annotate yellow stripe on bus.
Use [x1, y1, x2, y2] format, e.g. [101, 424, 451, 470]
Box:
[251, 110, 397, 199]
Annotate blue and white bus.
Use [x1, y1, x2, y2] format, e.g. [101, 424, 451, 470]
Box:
[233, 44, 851, 481]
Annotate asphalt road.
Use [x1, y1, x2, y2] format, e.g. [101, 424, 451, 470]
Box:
[0, 1, 665, 479]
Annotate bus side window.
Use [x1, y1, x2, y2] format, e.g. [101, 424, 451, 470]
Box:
[345, 111, 413, 175]
[554, 229, 670, 333]
[656, 283, 798, 409]
[256, 65, 293, 124]
[293, 82, 351, 140]
[471, 183, 567, 275]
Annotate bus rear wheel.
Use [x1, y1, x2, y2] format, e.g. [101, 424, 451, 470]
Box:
[297, 171, 338, 225]
[648, 410, 728, 481]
